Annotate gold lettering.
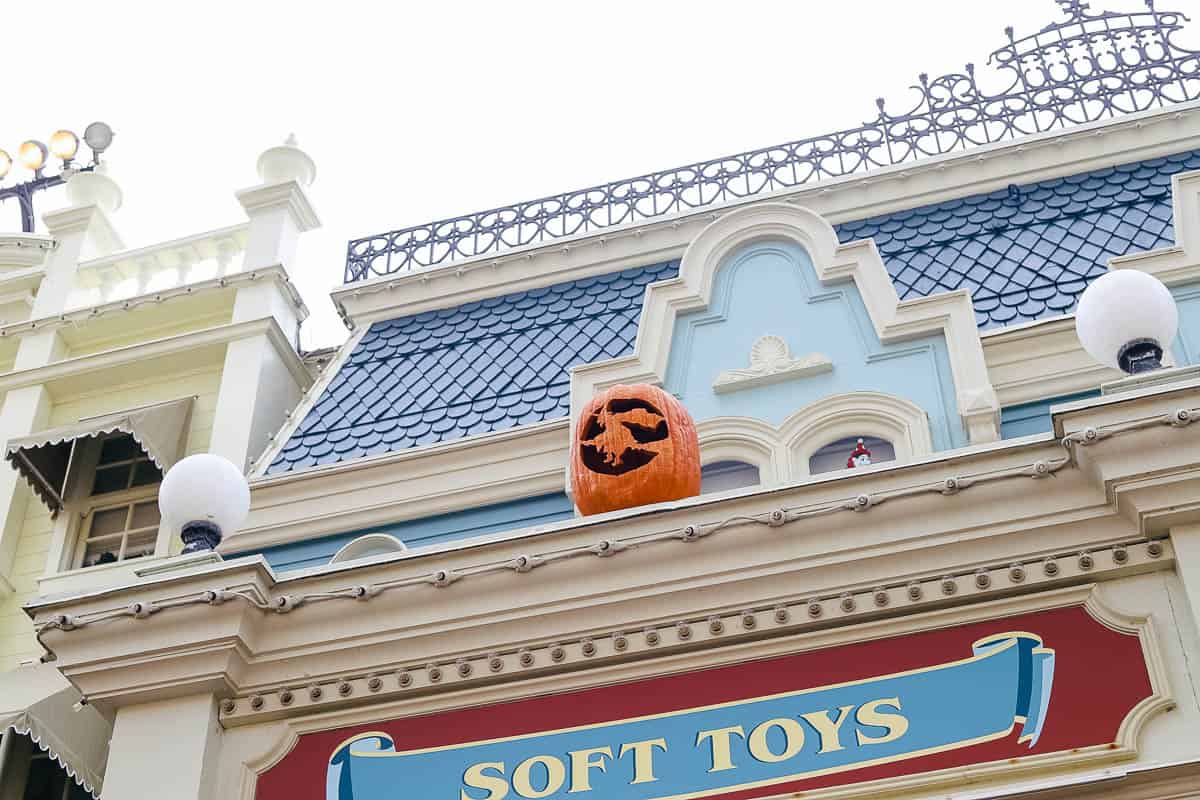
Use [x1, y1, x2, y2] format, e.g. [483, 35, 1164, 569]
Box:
[462, 762, 509, 800]
[618, 738, 668, 784]
[512, 755, 566, 799]
[747, 718, 806, 763]
[695, 726, 745, 772]
[855, 698, 909, 746]
[800, 705, 855, 754]
[568, 746, 613, 793]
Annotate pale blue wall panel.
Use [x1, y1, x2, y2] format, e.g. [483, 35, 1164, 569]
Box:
[1000, 391, 1101, 439]
[245, 493, 575, 572]
[663, 241, 964, 451]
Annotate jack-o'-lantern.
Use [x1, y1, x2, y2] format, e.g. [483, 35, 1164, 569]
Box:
[570, 383, 701, 516]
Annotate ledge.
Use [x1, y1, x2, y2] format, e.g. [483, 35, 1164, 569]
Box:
[0, 316, 311, 397]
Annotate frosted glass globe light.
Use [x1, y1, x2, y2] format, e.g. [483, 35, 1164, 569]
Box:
[158, 453, 250, 553]
[82, 122, 114, 157]
[49, 129, 79, 162]
[18, 140, 47, 173]
[1075, 270, 1178, 375]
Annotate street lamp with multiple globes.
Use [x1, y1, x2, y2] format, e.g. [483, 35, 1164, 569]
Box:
[0, 122, 114, 233]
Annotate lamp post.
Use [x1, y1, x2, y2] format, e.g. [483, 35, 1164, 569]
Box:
[1074, 269, 1179, 374]
[158, 453, 251, 554]
[0, 122, 114, 233]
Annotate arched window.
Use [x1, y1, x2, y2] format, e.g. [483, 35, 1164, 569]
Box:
[700, 460, 761, 494]
[808, 436, 896, 475]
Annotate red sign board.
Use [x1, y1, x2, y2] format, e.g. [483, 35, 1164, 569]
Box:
[257, 604, 1153, 800]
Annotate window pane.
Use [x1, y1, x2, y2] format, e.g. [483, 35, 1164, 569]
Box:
[700, 461, 760, 494]
[131, 459, 163, 487]
[92, 464, 131, 495]
[90, 506, 128, 536]
[99, 434, 142, 464]
[808, 436, 897, 475]
[123, 529, 157, 560]
[131, 501, 160, 530]
[82, 539, 120, 568]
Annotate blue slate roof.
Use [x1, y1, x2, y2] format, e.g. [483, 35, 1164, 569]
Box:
[270, 150, 1198, 474]
[268, 261, 681, 473]
[836, 150, 1200, 328]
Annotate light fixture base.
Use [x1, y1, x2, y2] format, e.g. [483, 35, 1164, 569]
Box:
[180, 521, 222, 554]
[1101, 364, 1200, 396]
[1116, 338, 1164, 375]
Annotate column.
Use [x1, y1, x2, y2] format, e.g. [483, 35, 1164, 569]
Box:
[0, 183, 119, 590]
[1170, 522, 1200, 637]
[102, 693, 223, 800]
[208, 139, 318, 471]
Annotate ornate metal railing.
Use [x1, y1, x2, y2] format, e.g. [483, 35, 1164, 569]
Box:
[345, 0, 1200, 283]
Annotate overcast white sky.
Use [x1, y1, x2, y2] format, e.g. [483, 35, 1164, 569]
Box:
[2, 0, 1182, 348]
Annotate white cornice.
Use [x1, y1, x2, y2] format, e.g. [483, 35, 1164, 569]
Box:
[0, 234, 56, 271]
[0, 264, 309, 342]
[43, 204, 124, 254]
[334, 102, 1200, 327]
[235, 180, 320, 232]
[0, 316, 311, 396]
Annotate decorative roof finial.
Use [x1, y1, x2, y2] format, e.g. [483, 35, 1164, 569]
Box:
[1056, 0, 1091, 20]
[256, 134, 316, 187]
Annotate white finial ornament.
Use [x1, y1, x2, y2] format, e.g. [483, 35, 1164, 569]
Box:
[64, 162, 122, 214]
[256, 133, 316, 187]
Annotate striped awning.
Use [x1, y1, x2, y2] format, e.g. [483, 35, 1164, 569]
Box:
[4, 397, 193, 513]
[0, 664, 112, 797]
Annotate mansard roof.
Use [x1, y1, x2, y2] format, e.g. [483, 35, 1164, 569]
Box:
[839, 150, 1199, 328]
[267, 148, 1197, 475]
[266, 260, 680, 474]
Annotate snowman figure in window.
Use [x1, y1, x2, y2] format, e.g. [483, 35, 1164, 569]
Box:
[846, 438, 872, 469]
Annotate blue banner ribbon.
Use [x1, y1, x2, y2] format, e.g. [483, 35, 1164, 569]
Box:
[327, 632, 1054, 800]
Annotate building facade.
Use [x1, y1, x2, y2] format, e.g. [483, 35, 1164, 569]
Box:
[8, 2, 1200, 799]
[0, 142, 319, 797]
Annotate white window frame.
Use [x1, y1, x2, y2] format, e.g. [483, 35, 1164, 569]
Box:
[71, 486, 162, 570]
[43, 434, 171, 576]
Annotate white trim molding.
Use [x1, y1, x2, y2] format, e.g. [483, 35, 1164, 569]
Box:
[712, 335, 833, 394]
[782, 391, 934, 477]
[697, 391, 934, 486]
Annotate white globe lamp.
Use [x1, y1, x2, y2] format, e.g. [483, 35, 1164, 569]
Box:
[1075, 270, 1178, 375]
[159, 453, 251, 554]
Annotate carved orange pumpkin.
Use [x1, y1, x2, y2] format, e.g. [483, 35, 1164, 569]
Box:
[570, 383, 701, 516]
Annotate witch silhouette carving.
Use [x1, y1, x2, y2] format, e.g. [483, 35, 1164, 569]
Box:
[570, 384, 701, 515]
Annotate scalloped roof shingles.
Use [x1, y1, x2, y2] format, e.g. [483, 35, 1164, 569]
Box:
[269, 149, 1199, 473]
[268, 261, 681, 474]
[837, 150, 1199, 328]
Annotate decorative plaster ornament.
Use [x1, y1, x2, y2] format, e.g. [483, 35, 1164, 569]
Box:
[712, 335, 832, 393]
[847, 438, 872, 468]
[571, 383, 700, 515]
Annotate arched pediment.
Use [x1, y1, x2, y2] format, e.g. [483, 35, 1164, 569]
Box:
[567, 203, 998, 490]
[695, 392, 934, 487]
